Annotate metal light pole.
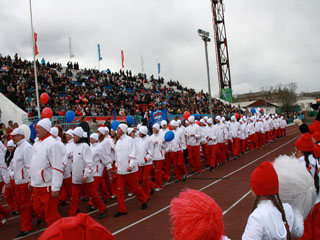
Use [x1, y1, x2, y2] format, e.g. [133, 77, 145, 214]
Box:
[198, 29, 213, 118]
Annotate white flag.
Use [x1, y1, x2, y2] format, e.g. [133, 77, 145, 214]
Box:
[69, 37, 75, 58]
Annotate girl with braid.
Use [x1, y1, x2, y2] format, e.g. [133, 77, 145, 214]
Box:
[242, 161, 303, 239]
[295, 133, 320, 240]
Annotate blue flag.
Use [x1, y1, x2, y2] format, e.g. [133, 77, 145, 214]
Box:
[158, 63, 160, 74]
[97, 44, 102, 61]
[149, 109, 167, 126]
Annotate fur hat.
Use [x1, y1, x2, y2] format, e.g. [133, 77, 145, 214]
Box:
[251, 161, 279, 196]
[170, 189, 224, 240]
[273, 155, 317, 219]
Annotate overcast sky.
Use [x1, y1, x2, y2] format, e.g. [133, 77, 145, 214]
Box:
[1, 0, 320, 96]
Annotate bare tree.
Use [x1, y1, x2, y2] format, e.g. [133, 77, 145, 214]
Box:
[274, 82, 297, 113]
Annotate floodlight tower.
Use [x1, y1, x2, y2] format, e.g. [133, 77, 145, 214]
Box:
[211, 0, 232, 102]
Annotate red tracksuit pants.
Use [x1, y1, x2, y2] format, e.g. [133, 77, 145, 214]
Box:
[116, 172, 148, 213]
[103, 168, 112, 198]
[0, 203, 10, 228]
[240, 139, 246, 153]
[170, 151, 187, 180]
[232, 138, 240, 156]
[187, 145, 201, 173]
[208, 144, 217, 167]
[15, 183, 33, 231]
[69, 182, 106, 216]
[138, 165, 155, 199]
[59, 177, 72, 202]
[5, 179, 18, 212]
[111, 163, 118, 196]
[32, 187, 61, 226]
[88, 176, 110, 207]
[154, 160, 168, 188]
[280, 128, 286, 137]
[299, 202, 320, 240]
[201, 143, 209, 165]
[217, 143, 226, 164]
[248, 134, 255, 151]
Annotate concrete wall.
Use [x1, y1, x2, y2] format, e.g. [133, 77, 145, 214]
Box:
[0, 93, 28, 126]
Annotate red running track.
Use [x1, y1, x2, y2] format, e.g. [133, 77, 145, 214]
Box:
[0, 125, 299, 240]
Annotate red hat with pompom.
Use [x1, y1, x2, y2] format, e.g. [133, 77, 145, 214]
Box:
[39, 213, 115, 240]
[251, 161, 279, 196]
[295, 133, 314, 152]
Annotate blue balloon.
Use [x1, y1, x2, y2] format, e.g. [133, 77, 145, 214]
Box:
[250, 108, 256, 114]
[65, 110, 75, 123]
[126, 116, 134, 125]
[111, 120, 120, 131]
[164, 131, 175, 142]
[193, 114, 198, 119]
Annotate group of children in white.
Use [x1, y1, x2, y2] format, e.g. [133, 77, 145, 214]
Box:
[0, 109, 319, 240]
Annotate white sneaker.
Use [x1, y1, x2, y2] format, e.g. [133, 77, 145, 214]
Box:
[111, 195, 117, 199]
[154, 188, 163, 192]
[1, 217, 9, 225]
[127, 193, 134, 197]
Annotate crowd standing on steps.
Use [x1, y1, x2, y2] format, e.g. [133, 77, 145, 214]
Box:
[0, 102, 320, 239]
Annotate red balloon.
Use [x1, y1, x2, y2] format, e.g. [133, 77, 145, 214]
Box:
[241, 114, 244, 118]
[40, 93, 50, 104]
[42, 107, 53, 119]
[234, 113, 239, 119]
[260, 108, 264, 112]
[183, 111, 191, 120]
[168, 122, 173, 130]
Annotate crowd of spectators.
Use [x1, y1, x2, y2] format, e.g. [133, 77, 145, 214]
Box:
[0, 53, 241, 118]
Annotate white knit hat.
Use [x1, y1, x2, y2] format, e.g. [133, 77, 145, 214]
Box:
[37, 118, 52, 132]
[118, 123, 128, 133]
[231, 116, 236, 121]
[152, 123, 160, 131]
[97, 127, 106, 135]
[127, 128, 134, 135]
[170, 120, 178, 127]
[204, 116, 208, 120]
[207, 118, 213, 125]
[188, 116, 195, 123]
[139, 126, 148, 135]
[10, 127, 25, 136]
[215, 116, 221, 121]
[7, 140, 16, 147]
[104, 127, 109, 133]
[90, 133, 99, 141]
[73, 127, 84, 137]
[66, 129, 73, 137]
[50, 127, 59, 137]
[161, 120, 167, 127]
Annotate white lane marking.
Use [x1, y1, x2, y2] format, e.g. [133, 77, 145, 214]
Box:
[222, 190, 251, 215]
[111, 135, 299, 236]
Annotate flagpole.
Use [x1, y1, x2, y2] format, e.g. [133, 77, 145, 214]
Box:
[29, 0, 40, 118]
